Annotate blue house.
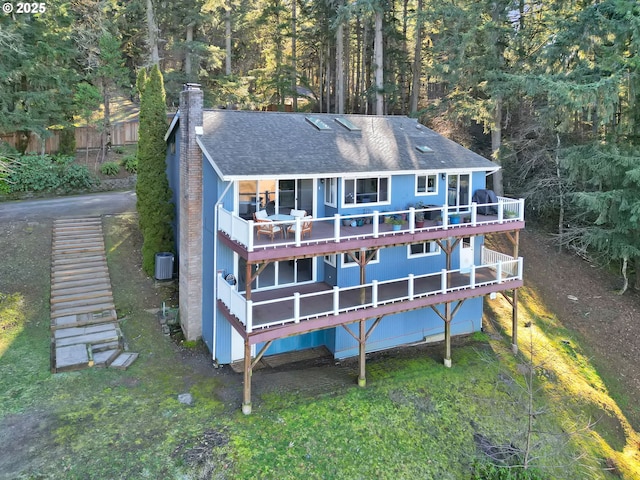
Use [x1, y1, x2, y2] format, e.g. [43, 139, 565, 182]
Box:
[166, 84, 524, 413]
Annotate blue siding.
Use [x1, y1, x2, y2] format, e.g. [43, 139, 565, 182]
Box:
[165, 131, 181, 251]
[260, 329, 332, 357]
[333, 297, 483, 359]
[201, 159, 217, 351]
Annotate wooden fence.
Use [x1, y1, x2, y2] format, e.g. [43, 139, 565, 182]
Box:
[1, 120, 140, 154]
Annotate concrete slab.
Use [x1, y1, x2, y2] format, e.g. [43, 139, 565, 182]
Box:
[56, 344, 89, 369]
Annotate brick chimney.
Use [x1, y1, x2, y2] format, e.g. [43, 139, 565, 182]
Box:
[178, 83, 204, 341]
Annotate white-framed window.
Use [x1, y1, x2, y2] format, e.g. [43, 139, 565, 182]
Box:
[416, 174, 437, 195]
[407, 241, 440, 258]
[324, 178, 337, 207]
[342, 249, 380, 268]
[324, 254, 337, 267]
[343, 177, 390, 206]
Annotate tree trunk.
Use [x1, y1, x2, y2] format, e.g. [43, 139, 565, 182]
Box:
[102, 87, 111, 162]
[400, 0, 409, 114]
[354, 16, 362, 113]
[325, 42, 331, 113]
[409, 0, 423, 114]
[185, 23, 194, 78]
[146, 0, 160, 65]
[635, 257, 640, 291]
[374, 11, 384, 115]
[491, 97, 504, 196]
[291, 0, 297, 111]
[618, 256, 629, 295]
[225, 0, 232, 75]
[555, 133, 564, 250]
[336, 3, 345, 115]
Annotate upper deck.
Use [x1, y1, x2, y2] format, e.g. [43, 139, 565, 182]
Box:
[218, 196, 525, 262]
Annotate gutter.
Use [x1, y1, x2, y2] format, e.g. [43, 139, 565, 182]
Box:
[212, 180, 233, 365]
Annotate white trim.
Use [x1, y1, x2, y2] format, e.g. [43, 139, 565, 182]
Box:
[415, 173, 438, 196]
[324, 178, 338, 207]
[407, 241, 441, 258]
[197, 136, 227, 181]
[210, 166, 499, 182]
[342, 249, 380, 268]
[324, 254, 337, 267]
[164, 111, 180, 141]
[341, 176, 391, 208]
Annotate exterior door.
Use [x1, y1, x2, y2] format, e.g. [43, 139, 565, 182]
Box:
[278, 179, 314, 215]
[447, 173, 471, 211]
[460, 236, 474, 273]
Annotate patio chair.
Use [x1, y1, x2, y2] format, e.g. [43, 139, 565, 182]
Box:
[256, 219, 283, 241]
[253, 210, 269, 221]
[287, 215, 313, 239]
[289, 209, 307, 218]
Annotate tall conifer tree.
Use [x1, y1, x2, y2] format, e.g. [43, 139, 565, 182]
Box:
[136, 65, 174, 276]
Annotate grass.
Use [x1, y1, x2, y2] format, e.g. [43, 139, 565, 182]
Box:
[0, 214, 639, 479]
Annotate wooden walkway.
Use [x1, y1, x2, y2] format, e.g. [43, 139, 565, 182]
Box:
[50, 217, 137, 373]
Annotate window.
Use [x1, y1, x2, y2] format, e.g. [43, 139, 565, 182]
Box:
[343, 177, 389, 206]
[342, 249, 380, 267]
[407, 241, 440, 258]
[324, 178, 337, 207]
[324, 254, 337, 267]
[416, 174, 437, 195]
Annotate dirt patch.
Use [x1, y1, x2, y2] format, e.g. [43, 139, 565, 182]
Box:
[520, 230, 640, 429]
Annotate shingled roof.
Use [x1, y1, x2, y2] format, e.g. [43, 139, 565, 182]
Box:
[178, 110, 498, 180]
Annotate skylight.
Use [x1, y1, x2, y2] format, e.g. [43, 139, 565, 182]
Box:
[305, 116, 332, 131]
[416, 145, 434, 153]
[334, 117, 361, 131]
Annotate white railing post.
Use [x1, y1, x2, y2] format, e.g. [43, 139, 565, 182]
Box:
[408, 274, 414, 300]
[246, 300, 253, 333]
[498, 201, 504, 224]
[334, 214, 341, 243]
[373, 211, 379, 238]
[518, 257, 523, 279]
[470, 264, 476, 288]
[372, 280, 378, 307]
[471, 202, 477, 226]
[247, 220, 255, 252]
[441, 269, 448, 293]
[480, 245, 486, 264]
[497, 262, 503, 284]
[519, 198, 525, 220]
[333, 286, 340, 314]
[294, 217, 302, 246]
[294, 292, 300, 323]
[442, 207, 449, 229]
[409, 207, 415, 233]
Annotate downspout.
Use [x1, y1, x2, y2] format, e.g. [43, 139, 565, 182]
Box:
[212, 180, 233, 365]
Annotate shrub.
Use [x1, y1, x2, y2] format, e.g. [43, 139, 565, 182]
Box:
[58, 127, 76, 156]
[100, 161, 120, 176]
[7, 154, 97, 193]
[112, 146, 125, 154]
[120, 155, 138, 173]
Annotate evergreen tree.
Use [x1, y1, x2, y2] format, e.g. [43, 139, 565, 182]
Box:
[135, 65, 174, 276]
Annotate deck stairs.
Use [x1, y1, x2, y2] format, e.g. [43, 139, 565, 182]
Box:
[50, 217, 138, 372]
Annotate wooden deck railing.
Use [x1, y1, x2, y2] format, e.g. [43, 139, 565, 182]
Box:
[217, 255, 523, 333]
[217, 197, 525, 252]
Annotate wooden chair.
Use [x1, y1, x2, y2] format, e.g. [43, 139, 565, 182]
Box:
[287, 216, 313, 239]
[256, 219, 283, 241]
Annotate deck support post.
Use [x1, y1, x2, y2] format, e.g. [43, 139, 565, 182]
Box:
[444, 302, 452, 368]
[358, 319, 366, 387]
[242, 339, 252, 414]
[511, 288, 519, 354]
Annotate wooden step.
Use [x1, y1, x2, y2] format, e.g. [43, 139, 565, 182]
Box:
[109, 352, 139, 370]
[53, 323, 117, 340]
[51, 282, 112, 297]
[54, 327, 120, 348]
[51, 310, 117, 330]
[51, 302, 116, 319]
[51, 290, 114, 305]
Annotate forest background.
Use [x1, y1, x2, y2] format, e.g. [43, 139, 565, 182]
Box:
[1, 0, 639, 290]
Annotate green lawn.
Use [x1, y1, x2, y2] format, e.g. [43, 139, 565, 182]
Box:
[0, 214, 638, 479]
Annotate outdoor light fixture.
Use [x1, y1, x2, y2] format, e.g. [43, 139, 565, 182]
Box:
[441, 173, 446, 180]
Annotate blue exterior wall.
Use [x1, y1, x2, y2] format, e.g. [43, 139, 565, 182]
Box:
[174, 154, 491, 363]
[165, 130, 181, 253]
[333, 297, 484, 359]
[201, 158, 218, 352]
